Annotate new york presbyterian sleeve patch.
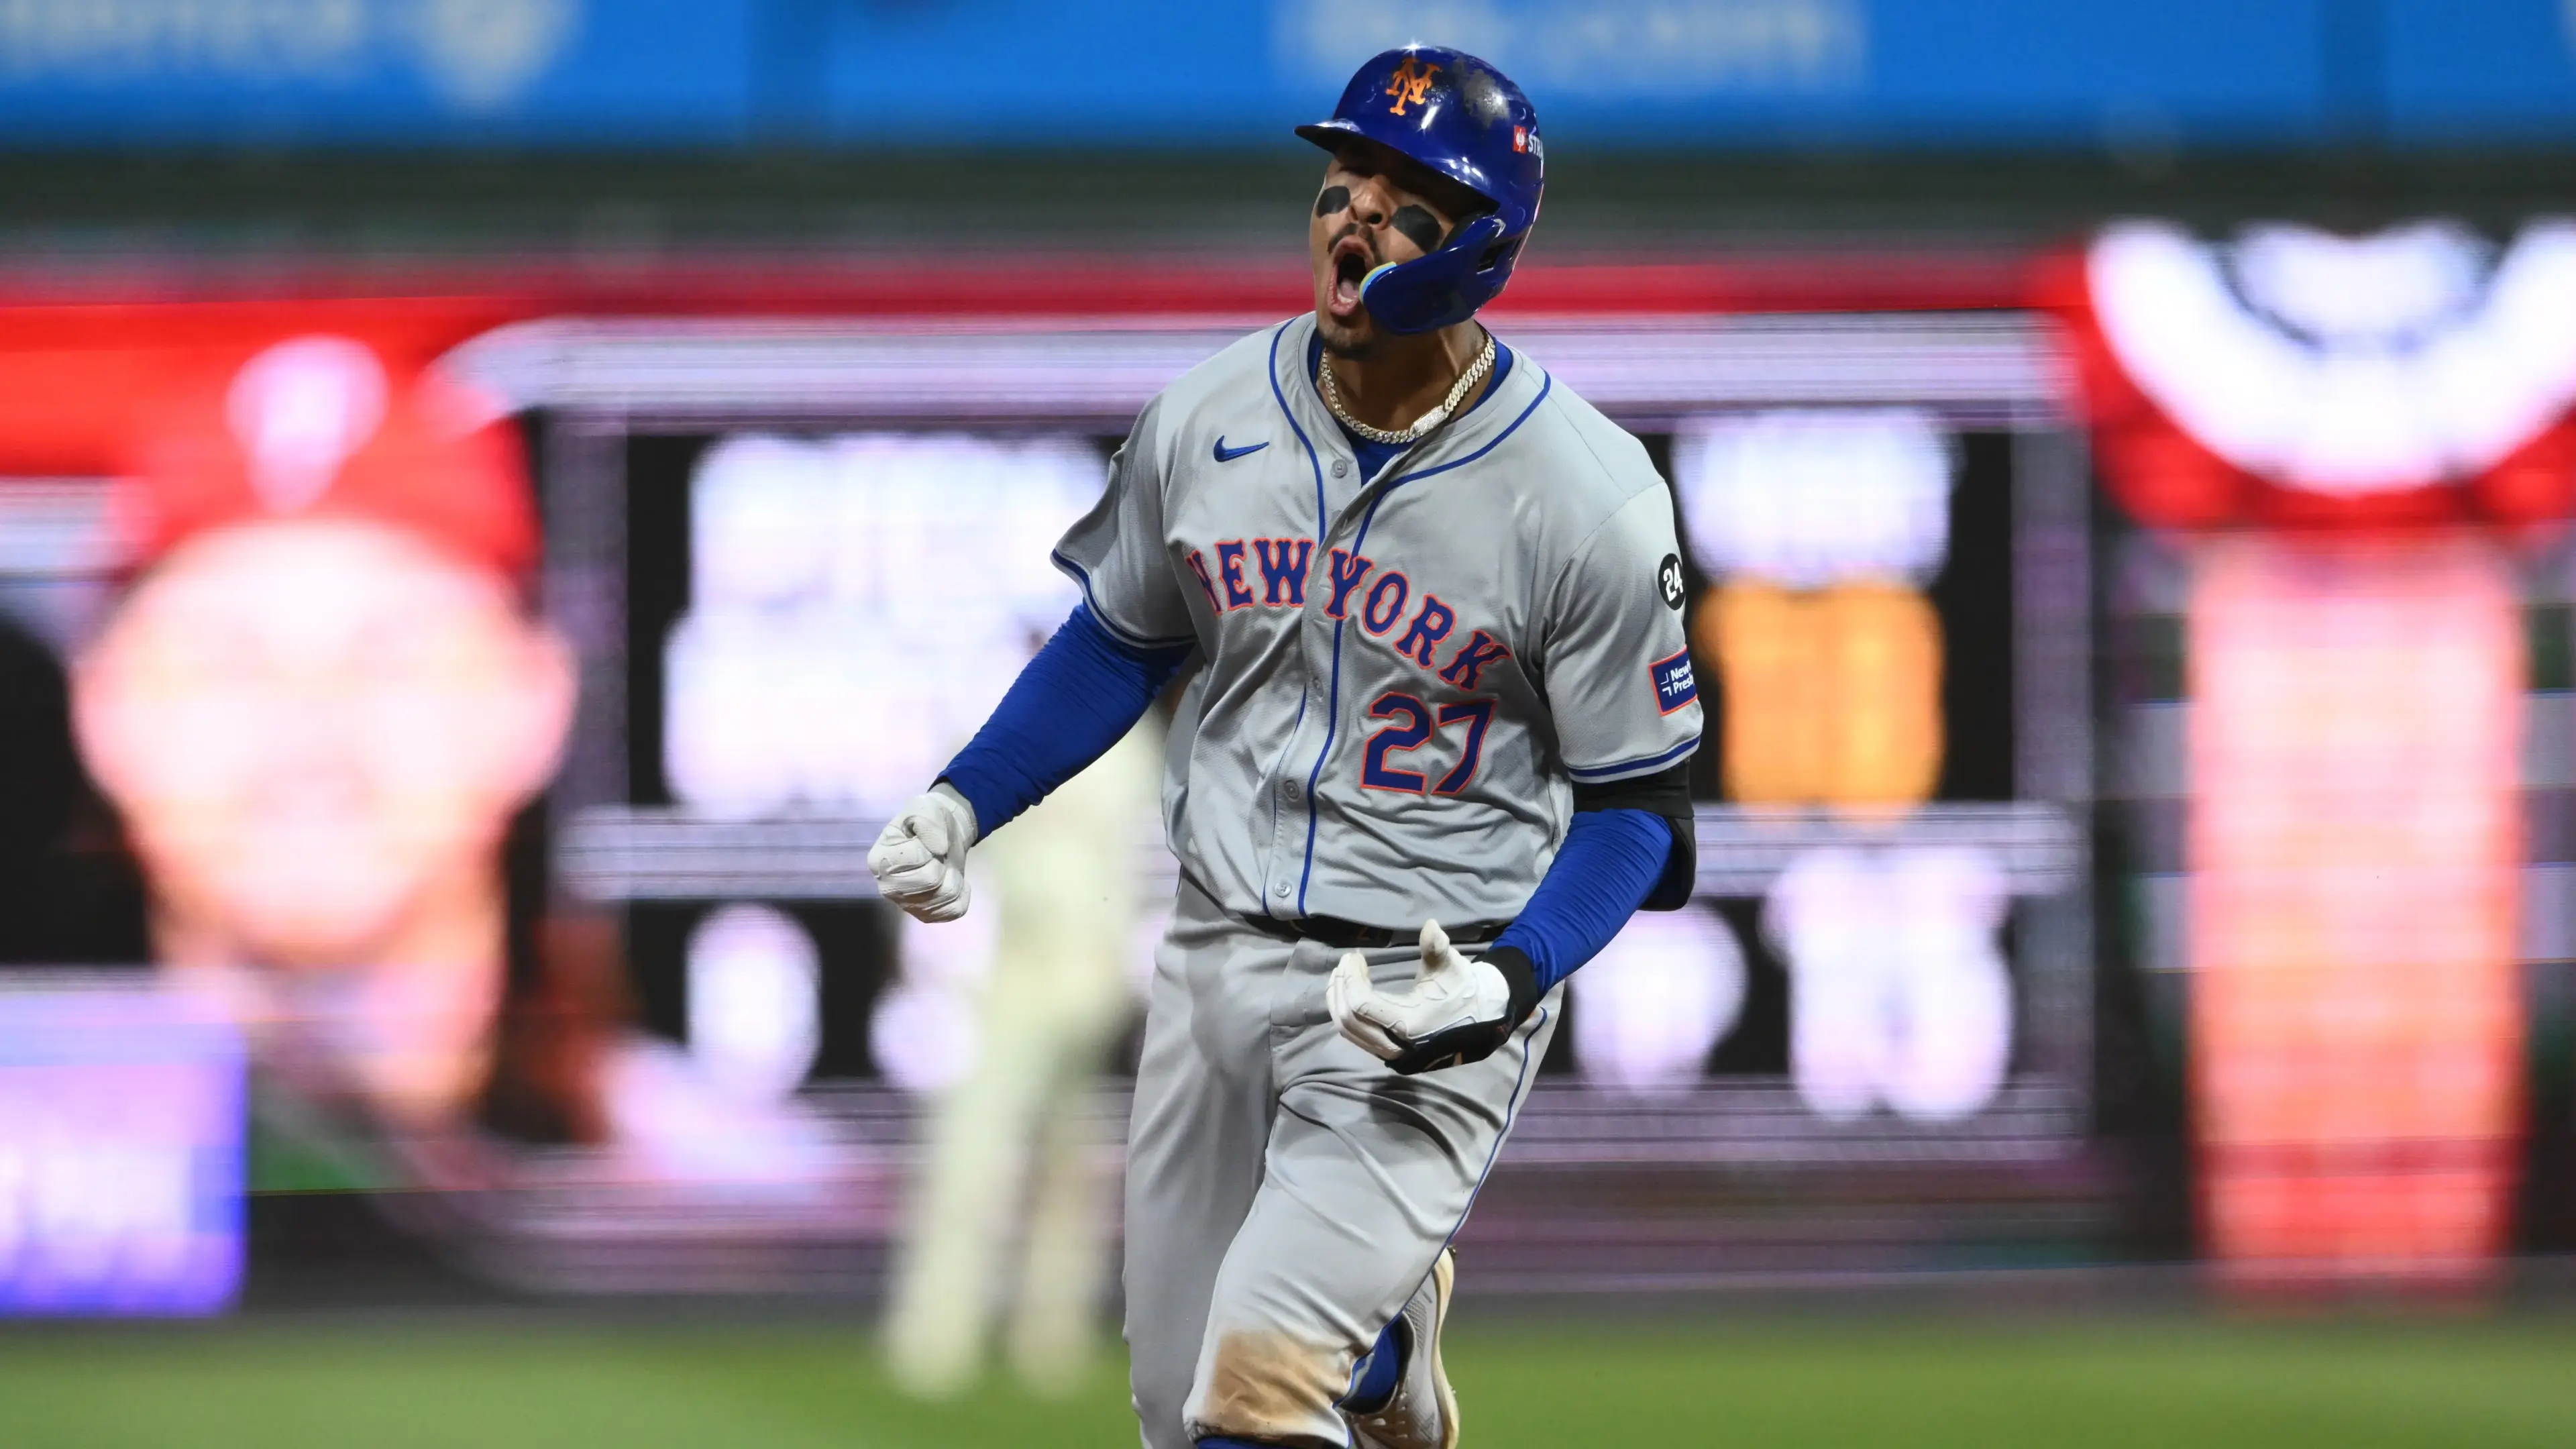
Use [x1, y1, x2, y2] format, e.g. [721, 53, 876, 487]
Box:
[1651, 649, 1698, 714]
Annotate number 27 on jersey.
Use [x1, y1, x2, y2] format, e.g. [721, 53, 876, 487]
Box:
[1360, 693, 1495, 795]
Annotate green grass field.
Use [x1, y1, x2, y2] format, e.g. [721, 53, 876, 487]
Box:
[4, 1313, 2573, 1448]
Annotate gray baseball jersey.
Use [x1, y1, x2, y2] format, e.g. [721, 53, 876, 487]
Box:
[1054, 313, 1703, 928]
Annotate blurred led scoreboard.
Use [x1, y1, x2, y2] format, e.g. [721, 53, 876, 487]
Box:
[464, 309, 2103, 1281]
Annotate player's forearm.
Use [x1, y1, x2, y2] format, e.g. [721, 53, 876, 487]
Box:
[1488, 807, 1676, 1002]
[935, 602, 1191, 839]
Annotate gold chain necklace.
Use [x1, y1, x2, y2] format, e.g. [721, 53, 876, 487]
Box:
[1317, 333, 1497, 447]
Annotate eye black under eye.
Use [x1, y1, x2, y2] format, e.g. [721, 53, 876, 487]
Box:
[1314, 185, 1351, 218]
[1389, 205, 1443, 256]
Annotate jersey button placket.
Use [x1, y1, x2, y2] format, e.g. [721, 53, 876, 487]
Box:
[1261, 591, 1315, 912]
[1286, 506, 1359, 920]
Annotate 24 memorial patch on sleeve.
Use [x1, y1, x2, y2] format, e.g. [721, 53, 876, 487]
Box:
[1651, 649, 1697, 714]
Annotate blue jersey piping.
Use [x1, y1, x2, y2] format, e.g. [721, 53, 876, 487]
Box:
[1296, 372, 1554, 913]
[1266, 322, 1330, 919]
[1049, 550, 1195, 650]
[1564, 735, 1700, 781]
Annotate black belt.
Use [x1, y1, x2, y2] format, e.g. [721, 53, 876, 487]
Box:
[1237, 912, 1512, 952]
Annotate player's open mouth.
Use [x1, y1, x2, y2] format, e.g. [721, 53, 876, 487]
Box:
[1329, 238, 1373, 319]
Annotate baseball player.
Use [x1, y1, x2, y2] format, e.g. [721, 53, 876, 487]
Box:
[868, 46, 1701, 1449]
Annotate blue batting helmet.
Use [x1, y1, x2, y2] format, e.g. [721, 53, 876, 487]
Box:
[1296, 46, 1544, 336]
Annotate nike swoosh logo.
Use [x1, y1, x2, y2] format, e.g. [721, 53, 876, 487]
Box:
[1214, 437, 1269, 462]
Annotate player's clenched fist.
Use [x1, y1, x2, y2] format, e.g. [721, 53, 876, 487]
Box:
[1329, 920, 1532, 1075]
[867, 785, 979, 922]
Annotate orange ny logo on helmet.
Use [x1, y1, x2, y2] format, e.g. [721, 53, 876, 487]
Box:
[1383, 56, 1442, 116]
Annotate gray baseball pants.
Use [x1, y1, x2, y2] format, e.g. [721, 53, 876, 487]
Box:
[1123, 875, 1560, 1449]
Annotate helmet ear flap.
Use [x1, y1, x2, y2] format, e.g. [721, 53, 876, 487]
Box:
[1450, 214, 1509, 269]
[1356, 215, 1520, 335]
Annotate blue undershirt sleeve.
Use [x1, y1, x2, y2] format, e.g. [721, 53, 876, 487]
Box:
[1487, 808, 1673, 997]
[935, 602, 1193, 839]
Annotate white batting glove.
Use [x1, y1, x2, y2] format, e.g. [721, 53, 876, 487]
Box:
[867, 784, 980, 923]
[1328, 920, 1532, 1075]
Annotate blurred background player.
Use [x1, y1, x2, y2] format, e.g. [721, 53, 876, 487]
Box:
[882, 715, 1160, 1397]
[662, 423, 1153, 1381]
